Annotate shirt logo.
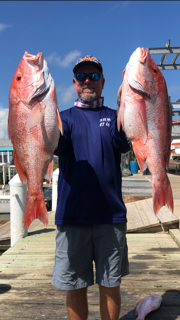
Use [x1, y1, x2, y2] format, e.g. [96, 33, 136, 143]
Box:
[99, 118, 111, 127]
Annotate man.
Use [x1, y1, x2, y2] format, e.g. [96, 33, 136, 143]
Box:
[52, 55, 131, 320]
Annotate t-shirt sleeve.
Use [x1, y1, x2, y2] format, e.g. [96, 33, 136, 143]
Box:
[54, 111, 71, 156]
[110, 112, 131, 153]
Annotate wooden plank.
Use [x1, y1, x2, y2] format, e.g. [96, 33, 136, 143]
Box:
[126, 202, 144, 230]
[127, 198, 160, 232]
[134, 200, 158, 227]
[138, 199, 159, 224]
[126, 198, 179, 233]
[169, 229, 180, 247]
[0, 220, 9, 226]
[0, 221, 10, 240]
[146, 198, 179, 223]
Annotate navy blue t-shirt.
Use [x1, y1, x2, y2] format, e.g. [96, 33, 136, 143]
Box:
[54, 105, 130, 225]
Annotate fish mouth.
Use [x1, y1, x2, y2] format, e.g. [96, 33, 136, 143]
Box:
[126, 47, 153, 99]
[23, 52, 52, 102]
[128, 47, 147, 66]
[24, 52, 43, 66]
[138, 47, 147, 64]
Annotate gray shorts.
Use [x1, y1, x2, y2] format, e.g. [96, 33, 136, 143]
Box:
[51, 223, 129, 290]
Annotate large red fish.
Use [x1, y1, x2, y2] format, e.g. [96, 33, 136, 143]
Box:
[117, 47, 173, 215]
[8, 52, 63, 227]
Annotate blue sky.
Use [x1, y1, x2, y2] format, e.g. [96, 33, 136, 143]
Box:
[0, 1, 180, 139]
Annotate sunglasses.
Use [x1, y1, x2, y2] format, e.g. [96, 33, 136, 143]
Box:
[75, 72, 103, 81]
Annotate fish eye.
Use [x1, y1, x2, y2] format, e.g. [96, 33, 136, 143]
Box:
[153, 69, 157, 74]
[17, 75, 21, 81]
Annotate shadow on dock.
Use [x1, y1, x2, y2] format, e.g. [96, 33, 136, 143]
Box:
[0, 284, 11, 294]
[28, 228, 56, 236]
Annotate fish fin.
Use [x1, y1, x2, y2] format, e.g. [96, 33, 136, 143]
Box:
[152, 177, 174, 215]
[135, 153, 147, 174]
[132, 143, 147, 174]
[117, 102, 125, 131]
[56, 108, 63, 135]
[24, 191, 48, 228]
[26, 103, 46, 131]
[136, 98, 148, 143]
[13, 149, 27, 184]
[47, 157, 53, 183]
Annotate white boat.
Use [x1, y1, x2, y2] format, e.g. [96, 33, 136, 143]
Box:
[0, 195, 10, 213]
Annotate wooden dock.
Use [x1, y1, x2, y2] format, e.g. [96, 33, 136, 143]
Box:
[0, 211, 180, 319]
[127, 198, 179, 233]
[122, 175, 179, 232]
[0, 218, 44, 251]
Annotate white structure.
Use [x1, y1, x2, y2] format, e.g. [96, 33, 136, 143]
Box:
[172, 124, 180, 140]
[9, 174, 28, 247]
[0, 140, 15, 184]
[52, 168, 59, 211]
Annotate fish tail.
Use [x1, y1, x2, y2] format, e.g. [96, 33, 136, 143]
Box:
[24, 192, 48, 228]
[152, 177, 174, 215]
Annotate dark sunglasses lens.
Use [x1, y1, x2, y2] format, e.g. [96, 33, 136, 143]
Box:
[76, 73, 86, 81]
[76, 73, 101, 81]
[89, 73, 100, 81]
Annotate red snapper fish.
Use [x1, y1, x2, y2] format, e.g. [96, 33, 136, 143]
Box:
[117, 47, 173, 215]
[135, 294, 162, 320]
[8, 52, 63, 228]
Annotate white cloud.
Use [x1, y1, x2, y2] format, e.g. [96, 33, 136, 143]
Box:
[168, 85, 180, 93]
[57, 85, 76, 105]
[0, 106, 9, 140]
[0, 23, 11, 32]
[46, 50, 81, 68]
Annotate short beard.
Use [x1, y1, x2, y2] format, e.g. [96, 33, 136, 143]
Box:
[80, 86, 97, 102]
[80, 92, 97, 102]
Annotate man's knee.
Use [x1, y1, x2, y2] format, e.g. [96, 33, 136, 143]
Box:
[99, 284, 120, 298]
[67, 287, 88, 300]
